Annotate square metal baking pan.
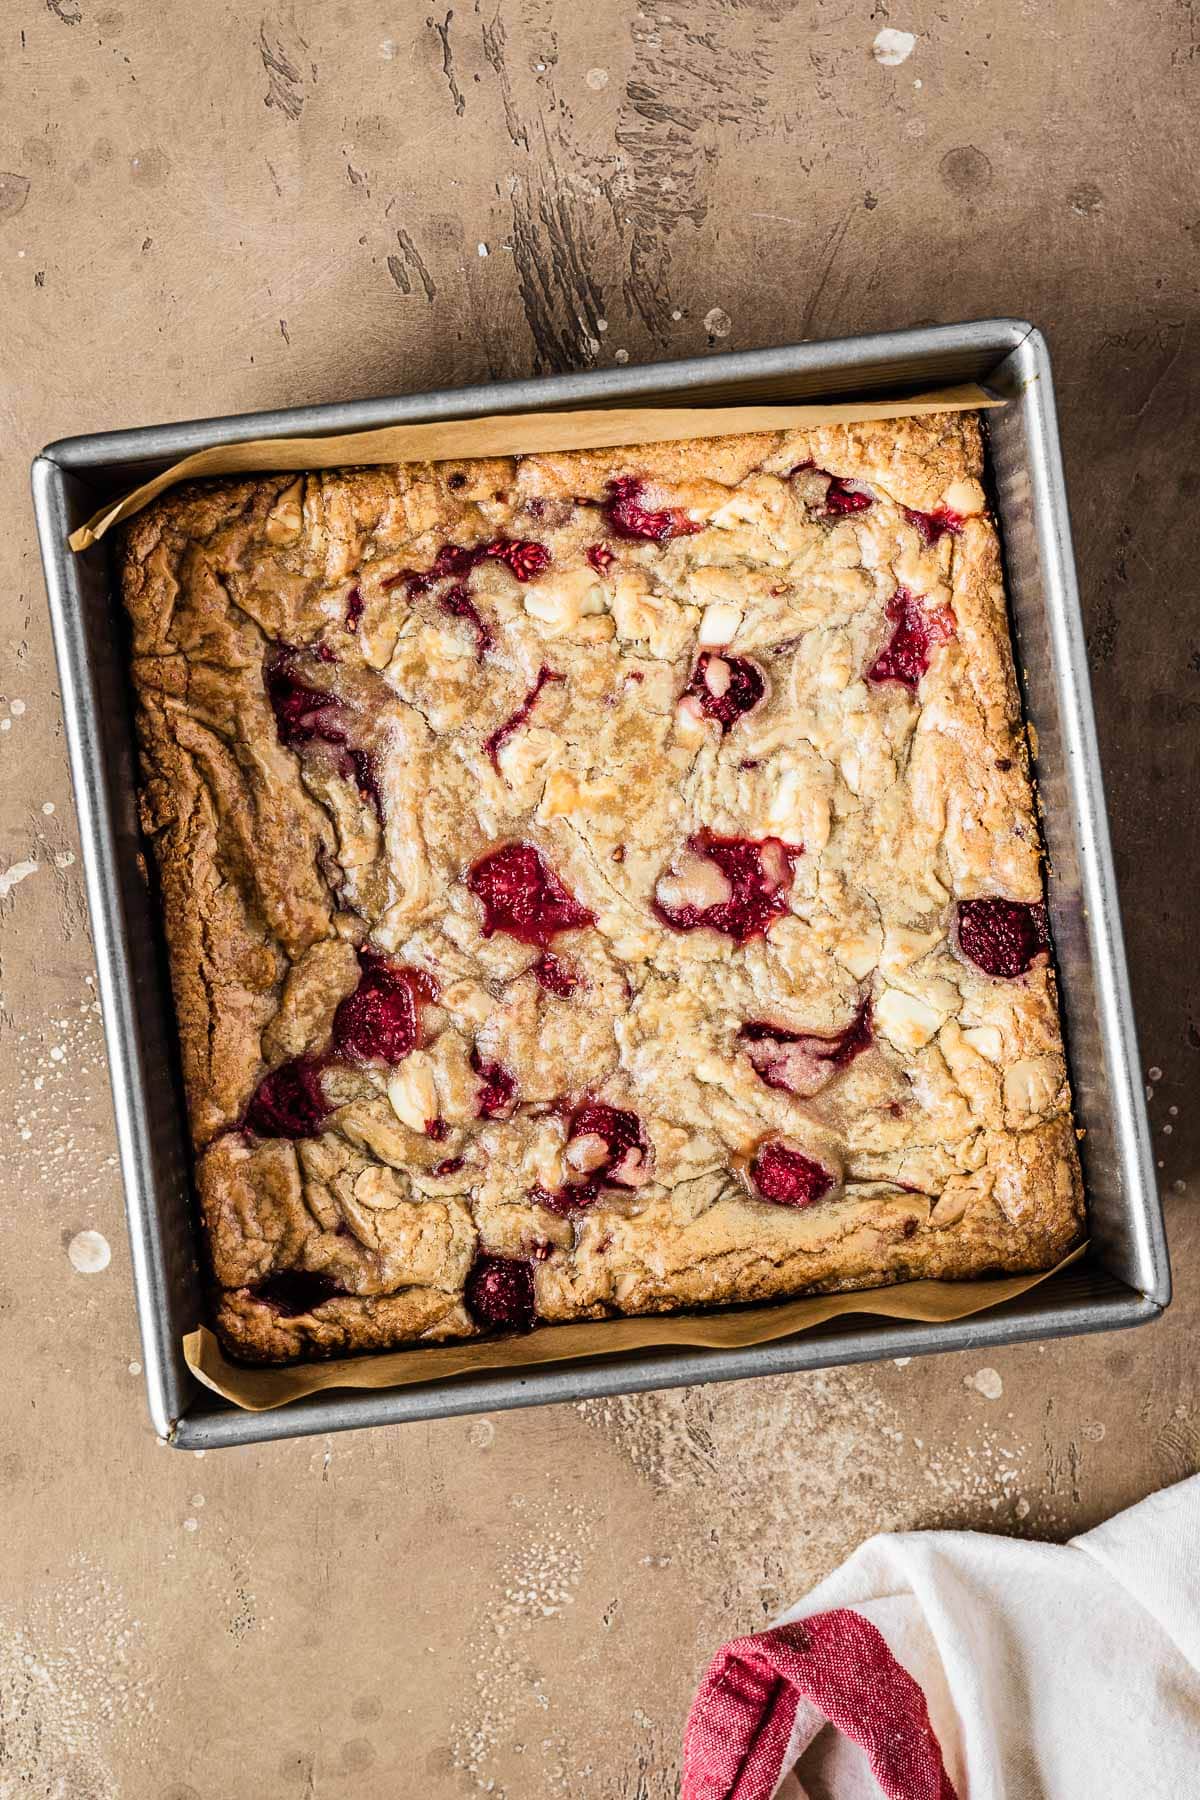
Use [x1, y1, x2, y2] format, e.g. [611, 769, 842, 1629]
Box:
[32, 318, 1169, 1450]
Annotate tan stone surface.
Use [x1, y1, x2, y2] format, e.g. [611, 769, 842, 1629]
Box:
[0, 3, 1196, 1795]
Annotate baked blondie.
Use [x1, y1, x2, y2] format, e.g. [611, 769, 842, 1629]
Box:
[119, 412, 1083, 1362]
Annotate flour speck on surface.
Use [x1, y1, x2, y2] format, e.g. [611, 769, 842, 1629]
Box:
[0, 857, 39, 898]
[450, 1496, 593, 1792]
[966, 1367, 1004, 1401]
[0, 1556, 157, 1793]
[0, 978, 120, 1233]
[873, 28, 916, 66]
[578, 1363, 1032, 1620]
[703, 306, 731, 338]
[68, 1229, 111, 1274]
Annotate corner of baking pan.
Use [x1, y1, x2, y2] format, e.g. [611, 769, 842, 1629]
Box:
[31, 451, 67, 519]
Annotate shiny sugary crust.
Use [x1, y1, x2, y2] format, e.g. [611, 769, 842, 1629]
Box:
[119, 414, 1084, 1364]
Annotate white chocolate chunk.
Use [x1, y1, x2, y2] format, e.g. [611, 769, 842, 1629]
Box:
[703, 656, 732, 698]
[265, 477, 305, 544]
[537, 769, 582, 819]
[819, 632, 855, 692]
[609, 569, 654, 640]
[881, 924, 946, 975]
[875, 986, 950, 1052]
[758, 839, 790, 892]
[688, 565, 745, 605]
[595, 909, 659, 961]
[710, 487, 774, 530]
[610, 1144, 652, 1187]
[564, 1133, 610, 1176]
[895, 539, 932, 591]
[353, 1166, 409, 1210]
[438, 981, 493, 1027]
[765, 767, 831, 853]
[834, 929, 883, 980]
[962, 1024, 1004, 1063]
[537, 769, 619, 821]
[1004, 1058, 1061, 1120]
[609, 570, 693, 659]
[524, 566, 606, 630]
[943, 477, 985, 515]
[766, 766, 805, 833]
[929, 1185, 971, 1228]
[673, 695, 709, 747]
[698, 602, 743, 647]
[387, 1053, 439, 1134]
[497, 725, 561, 789]
[656, 849, 733, 913]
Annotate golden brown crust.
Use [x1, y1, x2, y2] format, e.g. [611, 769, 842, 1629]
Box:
[119, 415, 1084, 1364]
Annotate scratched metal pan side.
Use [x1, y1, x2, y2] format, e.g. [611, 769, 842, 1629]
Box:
[41, 317, 1032, 486]
[32, 318, 1164, 1449]
[984, 331, 1167, 1305]
[32, 457, 201, 1441]
[169, 1272, 1159, 1451]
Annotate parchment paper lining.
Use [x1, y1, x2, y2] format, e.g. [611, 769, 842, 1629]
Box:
[185, 1248, 1085, 1412]
[72, 376, 1072, 1414]
[68, 384, 1001, 549]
